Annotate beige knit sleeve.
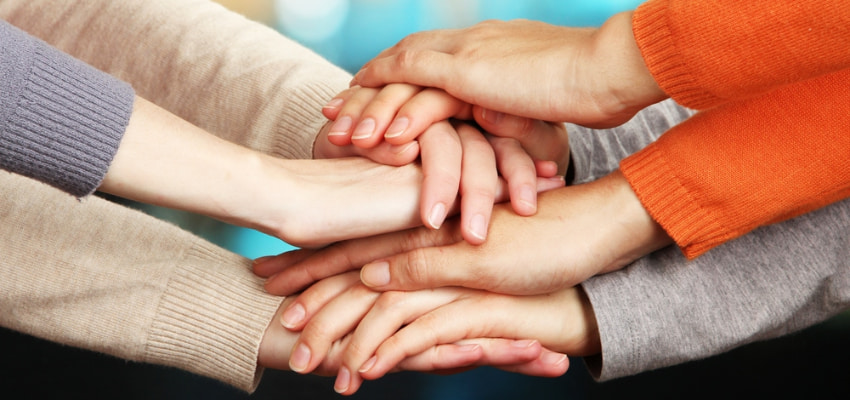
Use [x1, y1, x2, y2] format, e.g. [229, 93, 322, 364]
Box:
[0, 0, 352, 159]
[0, 172, 282, 392]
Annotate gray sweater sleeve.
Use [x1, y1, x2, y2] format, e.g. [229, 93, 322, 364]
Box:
[0, 20, 134, 197]
[569, 99, 850, 380]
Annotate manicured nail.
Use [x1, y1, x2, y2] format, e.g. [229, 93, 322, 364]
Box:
[351, 118, 376, 140]
[359, 356, 377, 373]
[428, 202, 447, 229]
[323, 98, 344, 109]
[289, 343, 311, 373]
[328, 115, 352, 136]
[334, 366, 351, 393]
[385, 117, 410, 138]
[542, 352, 568, 366]
[481, 108, 504, 124]
[469, 214, 488, 241]
[361, 261, 391, 287]
[280, 303, 305, 329]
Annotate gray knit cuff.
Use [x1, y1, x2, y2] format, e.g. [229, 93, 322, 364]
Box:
[0, 21, 134, 197]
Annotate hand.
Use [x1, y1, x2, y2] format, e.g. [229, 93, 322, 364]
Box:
[255, 170, 672, 295]
[258, 295, 571, 387]
[350, 12, 667, 128]
[317, 85, 570, 241]
[272, 272, 573, 395]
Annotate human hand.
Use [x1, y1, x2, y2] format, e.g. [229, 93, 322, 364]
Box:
[258, 295, 571, 384]
[316, 85, 569, 242]
[315, 113, 565, 244]
[270, 272, 574, 395]
[350, 12, 667, 128]
[255, 170, 672, 295]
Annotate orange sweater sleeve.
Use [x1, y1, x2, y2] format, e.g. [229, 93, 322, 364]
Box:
[621, 69, 850, 258]
[633, 0, 850, 109]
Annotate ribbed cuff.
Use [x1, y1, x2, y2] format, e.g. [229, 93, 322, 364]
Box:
[632, 0, 717, 109]
[271, 65, 351, 160]
[145, 242, 283, 392]
[620, 145, 730, 258]
[0, 21, 134, 197]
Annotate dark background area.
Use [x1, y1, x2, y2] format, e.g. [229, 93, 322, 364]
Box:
[2, 311, 848, 399]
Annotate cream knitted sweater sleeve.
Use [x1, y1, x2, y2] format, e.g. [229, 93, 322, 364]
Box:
[0, 0, 352, 159]
[0, 0, 352, 392]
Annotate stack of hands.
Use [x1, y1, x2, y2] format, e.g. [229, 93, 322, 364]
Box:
[250, 12, 672, 395]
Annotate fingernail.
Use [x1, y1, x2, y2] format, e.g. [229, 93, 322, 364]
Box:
[361, 261, 391, 287]
[323, 98, 344, 109]
[428, 202, 447, 229]
[252, 256, 273, 265]
[458, 344, 480, 352]
[519, 185, 536, 209]
[469, 214, 488, 241]
[334, 366, 351, 393]
[328, 115, 352, 137]
[351, 118, 376, 140]
[359, 356, 377, 373]
[385, 117, 409, 138]
[542, 352, 568, 366]
[481, 108, 504, 124]
[511, 339, 537, 348]
[280, 303, 305, 329]
[289, 343, 311, 373]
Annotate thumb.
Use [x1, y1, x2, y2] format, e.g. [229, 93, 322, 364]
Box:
[359, 246, 485, 291]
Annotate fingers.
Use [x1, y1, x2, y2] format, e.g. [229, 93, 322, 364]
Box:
[488, 135, 539, 216]
[384, 88, 471, 145]
[324, 84, 421, 148]
[418, 121, 462, 230]
[474, 106, 571, 174]
[352, 50, 458, 90]
[258, 224, 461, 296]
[455, 123, 498, 244]
[332, 288, 465, 395]
[279, 271, 362, 331]
[288, 281, 380, 375]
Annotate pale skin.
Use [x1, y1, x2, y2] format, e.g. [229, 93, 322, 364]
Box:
[256, 170, 672, 296]
[320, 83, 570, 242]
[100, 96, 564, 248]
[264, 272, 593, 395]
[257, 295, 572, 380]
[350, 11, 668, 128]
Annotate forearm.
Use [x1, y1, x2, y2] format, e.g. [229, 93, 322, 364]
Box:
[0, 172, 281, 392]
[621, 70, 850, 258]
[0, 0, 351, 159]
[634, 0, 850, 109]
[582, 196, 850, 380]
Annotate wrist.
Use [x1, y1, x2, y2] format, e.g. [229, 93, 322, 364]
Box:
[600, 169, 672, 273]
[592, 11, 667, 118]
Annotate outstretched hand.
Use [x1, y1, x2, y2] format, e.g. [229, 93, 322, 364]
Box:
[255, 170, 672, 296]
[350, 13, 667, 128]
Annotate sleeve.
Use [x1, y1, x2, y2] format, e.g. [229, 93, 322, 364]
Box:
[568, 98, 850, 381]
[0, 0, 352, 160]
[0, 20, 134, 197]
[620, 69, 850, 258]
[633, 0, 850, 109]
[0, 172, 282, 392]
[582, 199, 850, 380]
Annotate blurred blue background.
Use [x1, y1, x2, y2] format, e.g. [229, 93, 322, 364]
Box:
[4, 1, 847, 400]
